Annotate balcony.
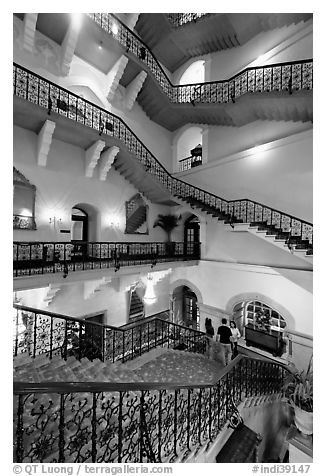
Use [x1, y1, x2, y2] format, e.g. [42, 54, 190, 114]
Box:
[13, 241, 201, 278]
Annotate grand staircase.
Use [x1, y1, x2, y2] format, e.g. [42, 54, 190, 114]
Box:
[135, 13, 312, 72]
[85, 14, 313, 130]
[13, 63, 313, 260]
[13, 304, 289, 463]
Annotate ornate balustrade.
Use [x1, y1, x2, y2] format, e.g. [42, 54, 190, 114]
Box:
[13, 63, 313, 250]
[179, 155, 202, 171]
[166, 13, 210, 27]
[13, 241, 200, 277]
[88, 14, 313, 104]
[13, 355, 285, 463]
[13, 305, 207, 364]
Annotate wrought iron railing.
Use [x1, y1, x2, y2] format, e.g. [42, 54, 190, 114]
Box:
[13, 241, 200, 277]
[13, 63, 313, 250]
[88, 14, 313, 104]
[166, 13, 210, 27]
[13, 305, 207, 364]
[13, 355, 285, 462]
[179, 155, 202, 171]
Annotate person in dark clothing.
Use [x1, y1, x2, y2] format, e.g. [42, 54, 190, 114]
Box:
[205, 318, 215, 359]
[216, 318, 232, 366]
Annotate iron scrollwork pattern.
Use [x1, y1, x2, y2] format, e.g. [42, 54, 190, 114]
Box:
[14, 357, 286, 463]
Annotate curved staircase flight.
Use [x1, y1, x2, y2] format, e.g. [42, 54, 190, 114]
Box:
[13, 63, 313, 260]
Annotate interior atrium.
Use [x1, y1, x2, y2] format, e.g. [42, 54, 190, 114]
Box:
[12, 9, 313, 465]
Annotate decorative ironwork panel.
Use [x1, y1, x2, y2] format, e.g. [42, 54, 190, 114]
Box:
[302, 62, 313, 89]
[302, 223, 313, 244]
[233, 201, 241, 219]
[263, 67, 272, 92]
[280, 215, 291, 232]
[262, 207, 272, 225]
[292, 63, 302, 91]
[272, 66, 282, 91]
[271, 211, 281, 228]
[255, 69, 264, 92]
[18, 392, 61, 462]
[291, 219, 302, 237]
[281, 65, 292, 91]
[247, 201, 255, 222]
[254, 204, 263, 222]
[159, 390, 175, 460]
[15, 67, 28, 99]
[247, 70, 256, 92]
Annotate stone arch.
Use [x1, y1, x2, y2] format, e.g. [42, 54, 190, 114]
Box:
[174, 58, 206, 85]
[72, 202, 100, 242]
[225, 292, 295, 331]
[170, 278, 204, 304]
[171, 125, 204, 172]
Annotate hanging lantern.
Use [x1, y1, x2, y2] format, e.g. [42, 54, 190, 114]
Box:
[143, 274, 157, 305]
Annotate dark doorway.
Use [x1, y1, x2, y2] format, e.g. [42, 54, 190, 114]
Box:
[183, 286, 200, 330]
[184, 215, 200, 255]
[71, 207, 88, 241]
[71, 207, 88, 261]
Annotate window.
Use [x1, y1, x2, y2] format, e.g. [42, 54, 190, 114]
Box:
[245, 301, 286, 332]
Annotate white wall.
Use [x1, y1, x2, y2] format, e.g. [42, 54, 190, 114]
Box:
[171, 261, 313, 336]
[15, 271, 171, 327]
[13, 126, 171, 243]
[177, 129, 312, 222]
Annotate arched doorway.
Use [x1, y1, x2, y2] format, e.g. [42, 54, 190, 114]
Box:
[232, 300, 287, 357]
[172, 285, 200, 330]
[71, 207, 88, 242]
[184, 214, 200, 255]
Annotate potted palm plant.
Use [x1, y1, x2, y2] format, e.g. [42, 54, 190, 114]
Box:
[153, 214, 181, 255]
[284, 357, 313, 435]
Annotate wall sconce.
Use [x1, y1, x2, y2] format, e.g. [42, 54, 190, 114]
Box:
[143, 274, 157, 305]
[107, 213, 122, 229]
[49, 216, 62, 228]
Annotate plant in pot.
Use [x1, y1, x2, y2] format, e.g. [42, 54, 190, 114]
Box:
[153, 214, 181, 255]
[284, 357, 313, 435]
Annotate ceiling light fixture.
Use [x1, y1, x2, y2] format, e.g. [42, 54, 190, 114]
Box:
[143, 274, 157, 305]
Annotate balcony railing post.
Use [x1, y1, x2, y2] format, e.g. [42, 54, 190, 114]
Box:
[32, 312, 37, 358]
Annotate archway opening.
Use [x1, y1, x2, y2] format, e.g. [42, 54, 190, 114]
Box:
[232, 300, 287, 358]
[172, 285, 200, 330]
[184, 214, 200, 255]
[179, 60, 205, 85]
[176, 126, 203, 171]
[71, 207, 88, 242]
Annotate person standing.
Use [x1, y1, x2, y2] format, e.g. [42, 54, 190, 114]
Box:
[216, 318, 232, 366]
[205, 318, 215, 359]
[230, 320, 241, 358]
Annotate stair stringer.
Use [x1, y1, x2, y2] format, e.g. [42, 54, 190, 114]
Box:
[171, 194, 313, 263]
